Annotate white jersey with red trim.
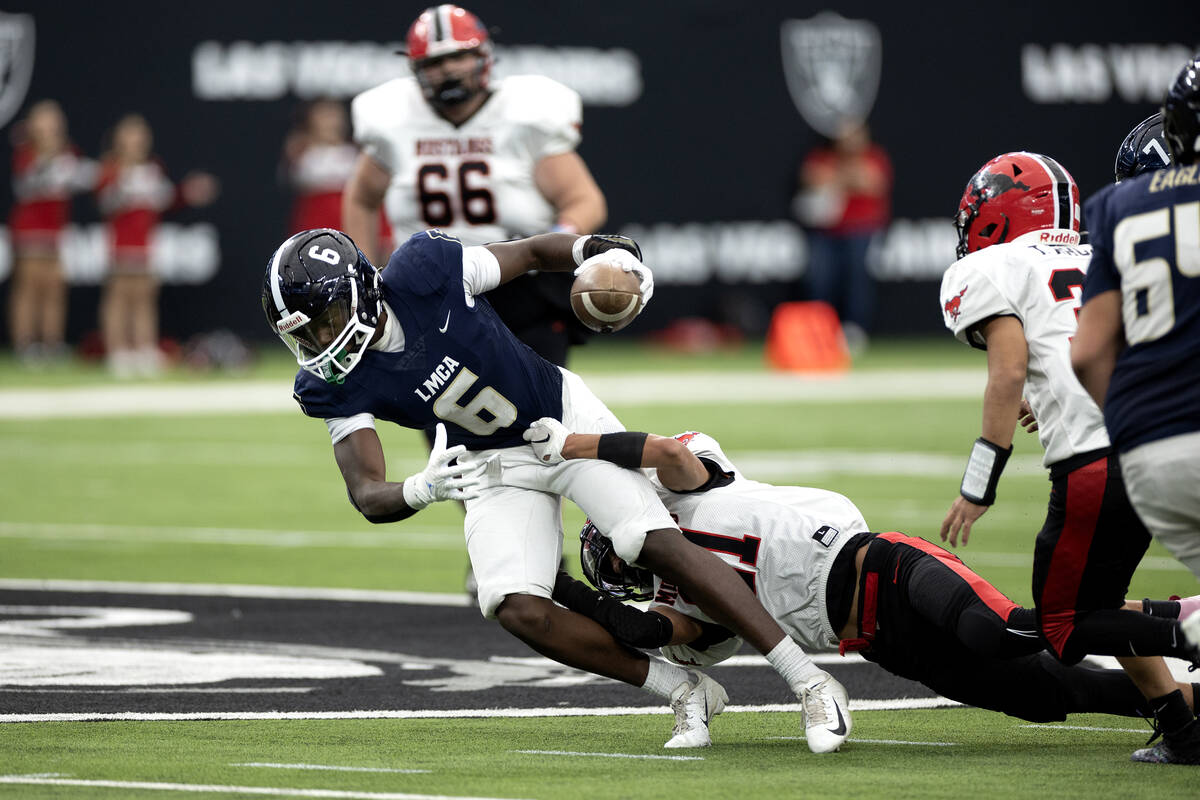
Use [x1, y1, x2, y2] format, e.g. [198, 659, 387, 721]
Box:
[939, 229, 1109, 467]
[351, 75, 581, 246]
[646, 432, 869, 659]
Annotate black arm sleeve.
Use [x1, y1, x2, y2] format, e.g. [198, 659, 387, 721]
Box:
[552, 572, 673, 649]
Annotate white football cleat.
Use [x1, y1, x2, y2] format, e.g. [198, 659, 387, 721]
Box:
[664, 670, 728, 748]
[799, 671, 851, 753]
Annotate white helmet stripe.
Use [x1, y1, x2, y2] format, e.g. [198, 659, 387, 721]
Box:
[436, 5, 455, 45]
[269, 243, 288, 313]
[1026, 152, 1071, 230]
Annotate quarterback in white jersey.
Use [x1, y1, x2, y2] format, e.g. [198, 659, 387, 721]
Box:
[938, 152, 1200, 764]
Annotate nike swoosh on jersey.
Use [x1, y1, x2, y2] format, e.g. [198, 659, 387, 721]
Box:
[438, 311, 451, 333]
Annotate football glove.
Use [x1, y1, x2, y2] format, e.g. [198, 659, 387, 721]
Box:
[523, 416, 570, 465]
[402, 423, 487, 510]
[573, 248, 654, 309]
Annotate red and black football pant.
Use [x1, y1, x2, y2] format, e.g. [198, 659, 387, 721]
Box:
[845, 532, 1153, 722]
[1031, 450, 1185, 665]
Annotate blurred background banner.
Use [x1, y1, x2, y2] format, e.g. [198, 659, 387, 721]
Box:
[1, 0, 1193, 342]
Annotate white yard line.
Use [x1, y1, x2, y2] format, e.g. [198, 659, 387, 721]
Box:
[1018, 724, 1150, 734]
[0, 775, 525, 800]
[769, 736, 958, 746]
[512, 750, 702, 761]
[0, 369, 986, 420]
[233, 764, 431, 774]
[0, 698, 960, 724]
[0, 578, 471, 607]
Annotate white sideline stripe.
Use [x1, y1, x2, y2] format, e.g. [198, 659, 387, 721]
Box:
[770, 736, 957, 746]
[1018, 724, 1150, 734]
[0, 521, 465, 551]
[0, 578, 471, 607]
[1, 688, 314, 695]
[0, 369, 987, 419]
[233, 763, 431, 774]
[0, 698, 962, 724]
[0, 775, 525, 800]
[513, 750, 701, 761]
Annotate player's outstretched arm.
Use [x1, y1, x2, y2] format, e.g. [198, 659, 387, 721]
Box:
[941, 315, 1027, 547]
[1071, 289, 1124, 410]
[523, 418, 709, 491]
[485, 233, 648, 293]
[335, 423, 485, 523]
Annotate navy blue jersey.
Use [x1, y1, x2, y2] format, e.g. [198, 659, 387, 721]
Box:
[292, 231, 565, 449]
[1083, 166, 1200, 449]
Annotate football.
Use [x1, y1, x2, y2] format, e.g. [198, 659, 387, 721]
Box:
[570, 259, 643, 334]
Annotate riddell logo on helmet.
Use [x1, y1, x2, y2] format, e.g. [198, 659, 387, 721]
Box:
[276, 310, 311, 334]
[1039, 231, 1076, 244]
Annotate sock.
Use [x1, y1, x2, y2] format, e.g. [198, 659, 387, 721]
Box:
[1144, 598, 1183, 618]
[765, 637, 822, 695]
[1173, 595, 1200, 623]
[641, 658, 691, 699]
[1150, 690, 1197, 736]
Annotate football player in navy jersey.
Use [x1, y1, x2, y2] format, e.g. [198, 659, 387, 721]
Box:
[262, 227, 847, 749]
[1072, 56, 1200, 764]
[1074, 58, 1200, 580]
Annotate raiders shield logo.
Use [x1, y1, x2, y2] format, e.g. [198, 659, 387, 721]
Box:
[781, 12, 881, 137]
[0, 13, 34, 130]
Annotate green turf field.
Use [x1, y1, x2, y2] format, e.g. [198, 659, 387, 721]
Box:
[1, 338, 1197, 798]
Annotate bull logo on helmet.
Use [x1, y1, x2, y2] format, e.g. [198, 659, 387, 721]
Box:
[0, 13, 35, 130]
[780, 12, 881, 137]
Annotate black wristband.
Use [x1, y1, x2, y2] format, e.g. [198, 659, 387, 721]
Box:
[959, 437, 1013, 505]
[579, 234, 642, 263]
[597, 432, 649, 469]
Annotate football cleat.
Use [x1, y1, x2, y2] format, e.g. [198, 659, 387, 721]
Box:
[1131, 720, 1200, 765]
[664, 670, 728, 749]
[799, 671, 852, 753]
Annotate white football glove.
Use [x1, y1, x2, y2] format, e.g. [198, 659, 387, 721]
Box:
[522, 416, 570, 465]
[574, 249, 654, 309]
[402, 423, 487, 510]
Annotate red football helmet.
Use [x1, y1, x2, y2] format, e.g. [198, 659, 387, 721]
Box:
[954, 152, 1081, 258]
[405, 5, 493, 108]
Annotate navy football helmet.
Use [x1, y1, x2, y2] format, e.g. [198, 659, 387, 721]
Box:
[1162, 55, 1200, 165]
[579, 520, 654, 602]
[1114, 114, 1173, 182]
[261, 229, 382, 384]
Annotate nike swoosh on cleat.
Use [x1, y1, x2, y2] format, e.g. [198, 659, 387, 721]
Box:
[826, 703, 847, 736]
[438, 311, 451, 333]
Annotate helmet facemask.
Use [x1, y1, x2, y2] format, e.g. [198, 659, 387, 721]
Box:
[413, 48, 491, 109]
[277, 274, 378, 384]
[579, 521, 654, 602]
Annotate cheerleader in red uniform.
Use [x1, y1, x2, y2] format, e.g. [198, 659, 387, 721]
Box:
[96, 114, 217, 377]
[8, 100, 95, 363]
[282, 99, 391, 250]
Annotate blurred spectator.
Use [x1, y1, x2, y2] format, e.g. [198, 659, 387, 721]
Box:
[793, 121, 892, 352]
[282, 99, 392, 249]
[95, 114, 218, 377]
[7, 100, 95, 365]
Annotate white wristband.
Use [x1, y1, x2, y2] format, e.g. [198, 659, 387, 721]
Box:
[402, 474, 431, 511]
[571, 235, 589, 267]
